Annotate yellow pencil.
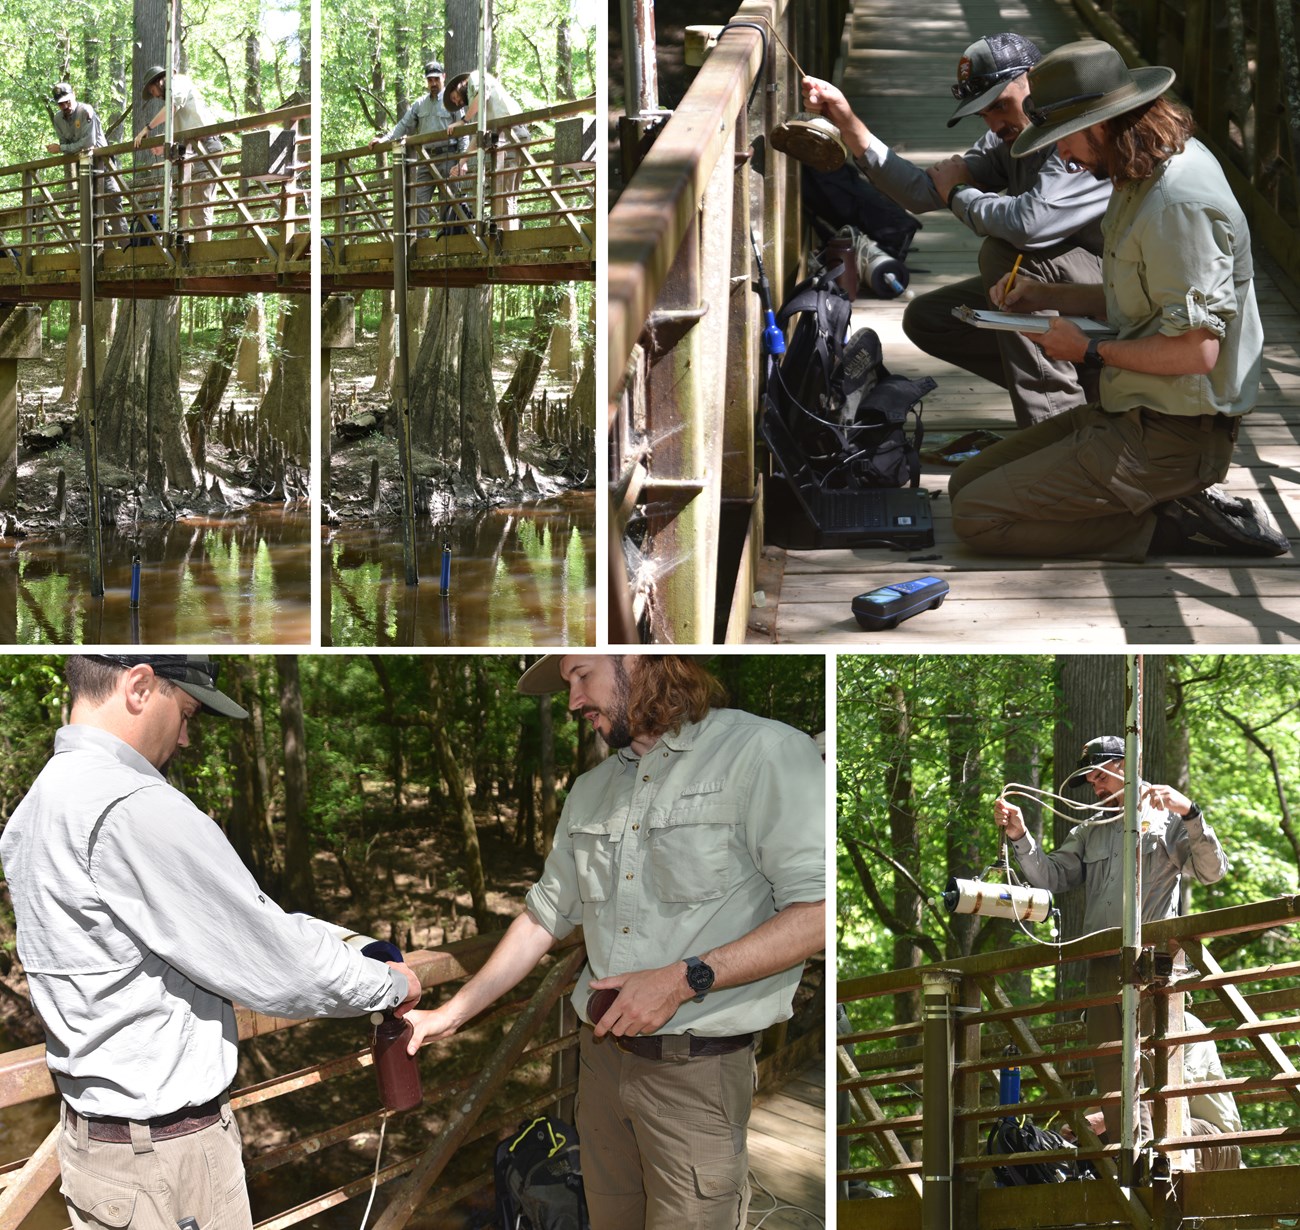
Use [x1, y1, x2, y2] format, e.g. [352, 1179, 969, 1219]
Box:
[1005, 252, 1024, 298]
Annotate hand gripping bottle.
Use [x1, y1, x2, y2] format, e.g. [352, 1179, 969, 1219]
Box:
[362, 940, 423, 1113]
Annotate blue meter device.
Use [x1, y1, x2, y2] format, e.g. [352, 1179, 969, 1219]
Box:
[851, 576, 949, 630]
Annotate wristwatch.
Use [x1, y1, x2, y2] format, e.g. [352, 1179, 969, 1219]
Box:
[1184, 802, 1202, 822]
[947, 182, 970, 209]
[1084, 338, 1106, 370]
[684, 956, 715, 1001]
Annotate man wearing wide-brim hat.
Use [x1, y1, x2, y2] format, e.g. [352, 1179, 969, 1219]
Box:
[801, 33, 1112, 429]
[949, 39, 1290, 561]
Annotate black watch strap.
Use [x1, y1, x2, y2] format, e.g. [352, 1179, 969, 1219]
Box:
[1184, 801, 1202, 822]
[1084, 337, 1105, 369]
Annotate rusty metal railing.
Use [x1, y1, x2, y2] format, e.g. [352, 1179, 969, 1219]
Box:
[838, 895, 1300, 1230]
[322, 96, 596, 291]
[607, 0, 848, 644]
[1074, 0, 1300, 285]
[0, 932, 585, 1229]
[0, 103, 311, 300]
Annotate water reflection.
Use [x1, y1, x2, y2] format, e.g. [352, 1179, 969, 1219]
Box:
[327, 494, 595, 646]
[1, 507, 310, 645]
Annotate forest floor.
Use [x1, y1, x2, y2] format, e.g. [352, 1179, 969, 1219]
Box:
[13, 337, 299, 537]
[325, 334, 591, 526]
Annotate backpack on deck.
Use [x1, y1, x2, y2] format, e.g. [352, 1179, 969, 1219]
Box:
[986, 1116, 1078, 1186]
[494, 1115, 591, 1230]
[769, 266, 935, 490]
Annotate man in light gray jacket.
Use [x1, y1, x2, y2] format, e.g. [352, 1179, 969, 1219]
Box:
[802, 33, 1112, 427]
[47, 83, 125, 238]
[994, 734, 1227, 1151]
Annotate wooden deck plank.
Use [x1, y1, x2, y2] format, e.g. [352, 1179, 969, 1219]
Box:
[759, 0, 1300, 644]
[748, 1063, 825, 1228]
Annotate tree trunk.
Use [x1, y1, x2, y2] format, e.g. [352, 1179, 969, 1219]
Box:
[260, 294, 310, 462]
[234, 296, 265, 393]
[228, 659, 278, 890]
[884, 681, 921, 1035]
[458, 286, 508, 480]
[548, 285, 575, 383]
[373, 290, 396, 393]
[60, 301, 82, 406]
[498, 285, 560, 467]
[190, 299, 246, 425]
[277, 655, 316, 913]
[410, 286, 463, 456]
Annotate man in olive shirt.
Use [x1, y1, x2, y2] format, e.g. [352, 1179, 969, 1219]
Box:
[994, 734, 1227, 1147]
[950, 39, 1290, 560]
[407, 655, 825, 1230]
[47, 83, 125, 238]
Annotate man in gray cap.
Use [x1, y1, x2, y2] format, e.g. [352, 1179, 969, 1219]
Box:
[993, 733, 1227, 1151]
[370, 60, 468, 236]
[47, 83, 126, 239]
[951, 39, 1289, 560]
[802, 33, 1112, 427]
[405, 654, 825, 1230]
[134, 66, 224, 243]
[2, 655, 422, 1230]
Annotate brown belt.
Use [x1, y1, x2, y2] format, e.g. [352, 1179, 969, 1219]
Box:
[612, 1032, 754, 1060]
[65, 1097, 223, 1143]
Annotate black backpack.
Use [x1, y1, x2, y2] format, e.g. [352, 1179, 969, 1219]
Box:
[768, 269, 935, 489]
[494, 1115, 590, 1230]
[986, 1116, 1078, 1186]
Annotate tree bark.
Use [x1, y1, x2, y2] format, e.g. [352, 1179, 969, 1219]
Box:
[373, 290, 396, 393]
[277, 656, 315, 913]
[60, 301, 82, 406]
[190, 299, 246, 425]
[260, 294, 310, 462]
[234, 296, 265, 393]
[498, 285, 560, 467]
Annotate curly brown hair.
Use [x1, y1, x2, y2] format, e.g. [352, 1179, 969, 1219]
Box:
[1099, 95, 1195, 186]
[627, 656, 728, 739]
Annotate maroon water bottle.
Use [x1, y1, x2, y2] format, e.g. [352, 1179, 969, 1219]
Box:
[371, 1012, 423, 1112]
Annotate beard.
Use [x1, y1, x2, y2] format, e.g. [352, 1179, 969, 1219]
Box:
[599, 658, 635, 749]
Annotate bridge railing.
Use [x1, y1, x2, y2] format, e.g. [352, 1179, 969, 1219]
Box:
[322, 96, 595, 280]
[0, 102, 311, 294]
[606, 0, 848, 645]
[1075, 0, 1300, 284]
[837, 895, 1300, 1230]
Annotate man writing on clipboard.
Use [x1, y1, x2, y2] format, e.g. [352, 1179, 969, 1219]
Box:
[944, 40, 1288, 562]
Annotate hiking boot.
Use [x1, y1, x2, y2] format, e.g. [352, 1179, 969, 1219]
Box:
[1155, 485, 1291, 557]
[769, 114, 847, 172]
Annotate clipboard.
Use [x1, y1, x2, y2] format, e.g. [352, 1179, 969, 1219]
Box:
[952, 304, 1116, 339]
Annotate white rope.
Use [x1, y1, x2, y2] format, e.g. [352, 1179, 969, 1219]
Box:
[358, 1112, 388, 1230]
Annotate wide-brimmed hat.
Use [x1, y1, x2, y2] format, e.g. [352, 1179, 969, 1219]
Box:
[443, 72, 470, 111]
[141, 65, 167, 99]
[947, 33, 1040, 127]
[517, 655, 566, 695]
[89, 654, 248, 718]
[1011, 40, 1175, 158]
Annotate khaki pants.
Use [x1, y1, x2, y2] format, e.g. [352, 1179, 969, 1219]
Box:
[58, 1102, 252, 1230]
[949, 403, 1236, 561]
[576, 1027, 756, 1230]
[1189, 1117, 1242, 1171]
[1086, 956, 1152, 1148]
[902, 236, 1102, 428]
[183, 137, 223, 244]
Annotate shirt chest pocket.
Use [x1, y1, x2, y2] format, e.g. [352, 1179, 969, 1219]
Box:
[568, 811, 623, 903]
[646, 783, 741, 902]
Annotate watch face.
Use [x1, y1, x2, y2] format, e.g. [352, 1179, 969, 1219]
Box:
[686, 961, 714, 994]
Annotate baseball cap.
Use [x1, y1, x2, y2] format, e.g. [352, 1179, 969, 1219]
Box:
[89, 655, 248, 718]
[948, 33, 1041, 127]
[1077, 734, 1125, 770]
[51, 83, 74, 103]
[517, 655, 566, 695]
[424, 60, 444, 77]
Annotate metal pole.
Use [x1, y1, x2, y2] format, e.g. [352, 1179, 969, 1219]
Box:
[162, 0, 178, 236]
[78, 153, 104, 597]
[620, 0, 659, 116]
[920, 970, 955, 1230]
[392, 150, 418, 587]
[1121, 653, 1144, 1183]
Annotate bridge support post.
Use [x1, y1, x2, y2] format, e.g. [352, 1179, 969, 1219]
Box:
[921, 970, 956, 1230]
[78, 154, 104, 596]
[0, 305, 40, 516]
[392, 152, 418, 586]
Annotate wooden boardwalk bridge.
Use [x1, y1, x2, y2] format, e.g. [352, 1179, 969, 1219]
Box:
[610, 0, 1300, 643]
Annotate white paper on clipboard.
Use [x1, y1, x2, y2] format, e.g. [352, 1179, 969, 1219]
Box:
[952, 305, 1117, 339]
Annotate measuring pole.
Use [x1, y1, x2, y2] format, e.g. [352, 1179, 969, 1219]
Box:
[161, 0, 179, 236]
[473, 2, 490, 227]
[1121, 653, 1144, 1184]
[78, 153, 104, 596]
[920, 971, 955, 1230]
[392, 151, 418, 587]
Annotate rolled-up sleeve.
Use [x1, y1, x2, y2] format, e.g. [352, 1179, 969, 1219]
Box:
[523, 807, 583, 939]
[745, 731, 825, 909]
[1139, 203, 1236, 339]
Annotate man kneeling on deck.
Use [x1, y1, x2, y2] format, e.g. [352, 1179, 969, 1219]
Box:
[948, 39, 1290, 561]
[405, 655, 826, 1230]
[801, 33, 1112, 429]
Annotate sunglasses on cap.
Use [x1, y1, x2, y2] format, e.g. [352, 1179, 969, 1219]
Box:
[1025, 90, 1104, 127]
[950, 64, 1026, 101]
[90, 655, 220, 690]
